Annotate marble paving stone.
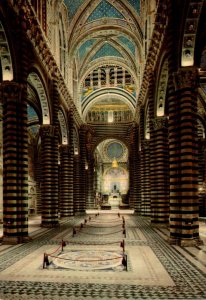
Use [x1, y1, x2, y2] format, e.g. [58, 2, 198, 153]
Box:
[0, 213, 206, 299]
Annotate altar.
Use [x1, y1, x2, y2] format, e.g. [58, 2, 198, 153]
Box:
[108, 192, 122, 208]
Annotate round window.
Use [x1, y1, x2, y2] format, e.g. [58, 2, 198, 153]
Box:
[107, 142, 123, 159]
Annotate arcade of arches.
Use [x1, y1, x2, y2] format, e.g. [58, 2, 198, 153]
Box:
[1, 0, 206, 299]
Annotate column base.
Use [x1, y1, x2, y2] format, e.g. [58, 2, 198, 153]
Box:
[60, 216, 74, 220]
[168, 237, 203, 247]
[151, 221, 169, 228]
[74, 212, 86, 216]
[2, 235, 32, 245]
[41, 222, 60, 228]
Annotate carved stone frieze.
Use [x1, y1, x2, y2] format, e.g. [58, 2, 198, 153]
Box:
[152, 117, 168, 130]
[142, 140, 150, 150]
[173, 67, 198, 90]
[59, 144, 69, 155]
[40, 125, 58, 138]
[197, 107, 206, 117]
[0, 82, 26, 103]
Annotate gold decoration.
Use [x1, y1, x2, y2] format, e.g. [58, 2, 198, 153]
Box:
[112, 157, 118, 168]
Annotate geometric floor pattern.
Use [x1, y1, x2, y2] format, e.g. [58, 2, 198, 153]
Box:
[0, 213, 206, 299]
[51, 249, 125, 271]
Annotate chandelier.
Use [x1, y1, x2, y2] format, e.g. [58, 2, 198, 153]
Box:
[112, 157, 118, 168]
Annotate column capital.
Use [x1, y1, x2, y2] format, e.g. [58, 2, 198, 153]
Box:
[59, 144, 69, 155]
[151, 117, 168, 130]
[142, 139, 150, 149]
[173, 67, 198, 90]
[40, 124, 58, 138]
[0, 82, 26, 103]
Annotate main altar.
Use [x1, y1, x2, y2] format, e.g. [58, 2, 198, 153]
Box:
[108, 192, 122, 208]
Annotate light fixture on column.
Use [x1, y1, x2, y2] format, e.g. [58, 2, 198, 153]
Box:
[112, 157, 118, 168]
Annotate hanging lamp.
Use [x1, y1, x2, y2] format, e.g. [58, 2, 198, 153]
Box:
[112, 157, 118, 168]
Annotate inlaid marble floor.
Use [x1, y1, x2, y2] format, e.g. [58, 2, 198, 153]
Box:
[0, 212, 206, 299]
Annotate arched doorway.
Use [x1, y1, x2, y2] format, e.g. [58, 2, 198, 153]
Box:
[94, 138, 129, 209]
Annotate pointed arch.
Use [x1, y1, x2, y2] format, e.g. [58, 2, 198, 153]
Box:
[73, 125, 80, 155]
[181, 1, 204, 67]
[144, 103, 150, 140]
[27, 72, 51, 125]
[0, 20, 14, 81]
[155, 56, 169, 117]
[58, 108, 68, 145]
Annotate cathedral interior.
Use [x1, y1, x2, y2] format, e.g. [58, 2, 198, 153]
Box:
[1, 0, 206, 299]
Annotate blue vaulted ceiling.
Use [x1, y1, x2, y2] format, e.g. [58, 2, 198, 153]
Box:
[79, 39, 96, 60]
[28, 105, 38, 119]
[78, 35, 136, 62]
[87, 0, 125, 22]
[27, 105, 39, 137]
[65, 0, 142, 120]
[64, 0, 140, 21]
[64, 0, 85, 20]
[118, 36, 135, 55]
[91, 43, 123, 61]
[127, 0, 140, 14]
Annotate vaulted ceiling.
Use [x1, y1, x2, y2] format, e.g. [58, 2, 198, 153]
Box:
[65, 0, 143, 123]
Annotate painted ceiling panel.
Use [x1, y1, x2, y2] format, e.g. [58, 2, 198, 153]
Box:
[27, 105, 38, 120]
[64, 0, 85, 20]
[87, 0, 124, 22]
[127, 0, 140, 14]
[79, 39, 96, 59]
[28, 124, 39, 136]
[64, 0, 141, 120]
[91, 43, 123, 61]
[200, 84, 206, 95]
[118, 36, 135, 55]
[64, 0, 140, 21]
[27, 105, 39, 137]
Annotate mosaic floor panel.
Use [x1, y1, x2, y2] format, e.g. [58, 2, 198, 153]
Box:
[0, 213, 206, 299]
[51, 250, 124, 271]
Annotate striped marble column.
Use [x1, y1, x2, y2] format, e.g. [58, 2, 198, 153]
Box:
[94, 167, 98, 201]
[1, 82, 29, 243]
[150, 117, 169, 225]
[87, 156, 95, 208]
[40, 125, 59, 227]
[59, 144, 73, 217]
[35, 158, 42, 214]
[140, 140, 151, 216]
[78, 127, 87, 213]
[129, 131, 135, 210]
[67, 110, 74, 216]
[169, 67, 201, 246]
[50, 79, 59, 219]
[129, 125, 141, 213]
[67, 144, 74, 216]
[197, 138, 205, 216]
[73, 153, 81, 214]
[129, 153, 134, 208]
[139, 106, 151, 216]
[136, 152, 142, 213]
